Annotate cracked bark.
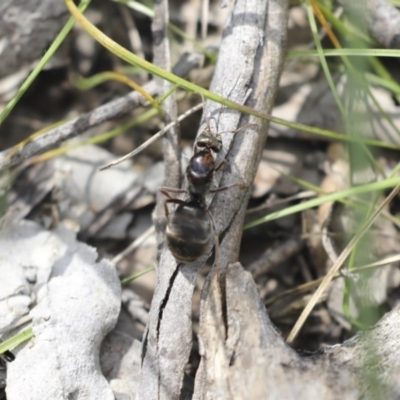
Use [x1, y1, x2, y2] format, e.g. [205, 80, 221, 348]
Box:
[138, 0, 289, 399]
[137, 0, 184, 399]
[195, 262, 400, 400]
[193, 0, 289, 398]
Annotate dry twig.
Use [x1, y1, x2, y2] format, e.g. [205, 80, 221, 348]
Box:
[138, 0, 289, 398]
[0, 52, 202, 171]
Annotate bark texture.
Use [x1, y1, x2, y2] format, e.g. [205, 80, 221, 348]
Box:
[138, 0, 289, 399]
[195, 262, 400, 400]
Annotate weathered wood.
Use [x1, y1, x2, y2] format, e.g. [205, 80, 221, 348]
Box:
[195, 262, 400, 399]
[194, 0, 289, 397]
[138, 0, 289, 399]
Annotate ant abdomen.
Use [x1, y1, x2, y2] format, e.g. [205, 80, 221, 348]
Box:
[165, 202, 212, 263]
[161, 128, 247, 263]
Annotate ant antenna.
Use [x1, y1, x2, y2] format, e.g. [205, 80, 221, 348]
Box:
[198, 87, 256, 138]
[216, 123, 257, 136]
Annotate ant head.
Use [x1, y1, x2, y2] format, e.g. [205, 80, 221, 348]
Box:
[196, 131, 222, 153]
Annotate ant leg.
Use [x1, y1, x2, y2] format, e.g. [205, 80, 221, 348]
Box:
[214, 159, 227, 172]
[163, 200, 170, 221]
[159, 187, 187, 198]
[198, 94, 212, 133]
[210, 182, 247, 194]
[163, 198, 187, 220]
[160, 188, 188, 221]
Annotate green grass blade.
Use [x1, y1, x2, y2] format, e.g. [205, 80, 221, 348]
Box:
[244, 176, 400, 229]
[0, 327, 33, 355]
[64, 0, 400, 152]
[288, 48, 400, 58]
[121, 266, 154, 285]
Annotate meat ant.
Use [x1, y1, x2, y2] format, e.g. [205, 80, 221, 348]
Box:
[160, 121, 250, 264]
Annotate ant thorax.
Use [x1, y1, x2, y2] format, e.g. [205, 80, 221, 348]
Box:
[186, 151, 215, 197]
[185, 131, 222, 197]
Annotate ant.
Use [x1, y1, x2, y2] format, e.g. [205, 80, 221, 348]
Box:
[160, 122, 249, 263]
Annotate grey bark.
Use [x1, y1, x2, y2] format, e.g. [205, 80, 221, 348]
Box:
[193, 0, 289, 397]
[137, 1, 400, 399]
[136, 1, 182, 398]
[150, 0, 181, 250]
[194, 262, 400, 400]
[137, 0, 289, 399]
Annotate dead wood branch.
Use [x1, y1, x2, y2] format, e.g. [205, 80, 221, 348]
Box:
[150, 0, 181, 254]
[136, 1, 184, 398]
[138, 0, 289, 399]
[197, 262, 400, 399]
[194, 0, 289, 397]
[0, 52, 202, 171]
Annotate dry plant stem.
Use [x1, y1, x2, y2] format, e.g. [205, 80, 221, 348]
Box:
[138, 1, 288, 399]
[151, 0, 181, 248]
[264, 253, 400, 307]
[0, 52, 202, 171]
[246, 190, 317, 214]
[0, 88, 148, 170]
[137, 1, 183, 399]
[151, 0, 180, 190]
[206, 0, 289, 270]
[194, 1, 289, 396]
[112, 225, 155, 265]
[99, 103, 203, 170]
[247, 238, 304, 279]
